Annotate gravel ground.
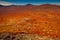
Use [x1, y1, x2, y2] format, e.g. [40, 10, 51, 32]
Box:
[0, 32, 59, 40]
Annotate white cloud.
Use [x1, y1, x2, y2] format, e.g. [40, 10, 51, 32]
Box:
[0, 1, 13, 6]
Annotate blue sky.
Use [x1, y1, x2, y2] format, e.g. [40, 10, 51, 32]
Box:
[0, 0, 60, 6]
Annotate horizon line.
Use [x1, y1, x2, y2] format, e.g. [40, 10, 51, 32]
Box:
[0, 3, 60, 6]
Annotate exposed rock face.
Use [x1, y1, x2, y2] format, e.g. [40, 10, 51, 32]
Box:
[0, 32, 59, 40]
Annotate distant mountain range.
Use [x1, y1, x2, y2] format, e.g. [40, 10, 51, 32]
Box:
[0, 4, 60, 10]
[0, 4, 60, 7]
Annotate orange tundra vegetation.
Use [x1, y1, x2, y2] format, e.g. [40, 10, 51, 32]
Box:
[0, 4, 60, 38]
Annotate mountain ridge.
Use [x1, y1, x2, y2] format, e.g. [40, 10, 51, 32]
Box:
[0, 4, 60, 7]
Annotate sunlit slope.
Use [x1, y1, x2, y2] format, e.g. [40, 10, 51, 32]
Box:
[0, 4, 60, 38]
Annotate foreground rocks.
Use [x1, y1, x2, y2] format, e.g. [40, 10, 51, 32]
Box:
[0, 32, 59, 40]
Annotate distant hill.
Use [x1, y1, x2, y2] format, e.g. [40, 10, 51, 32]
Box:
[0, 4, 60, 7]
[0, 5, 5, 7]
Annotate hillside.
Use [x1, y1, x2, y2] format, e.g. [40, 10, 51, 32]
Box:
[0, 4, 60, 39]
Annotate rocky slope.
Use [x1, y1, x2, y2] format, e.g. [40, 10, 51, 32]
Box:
[0, 4, 60, 39]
